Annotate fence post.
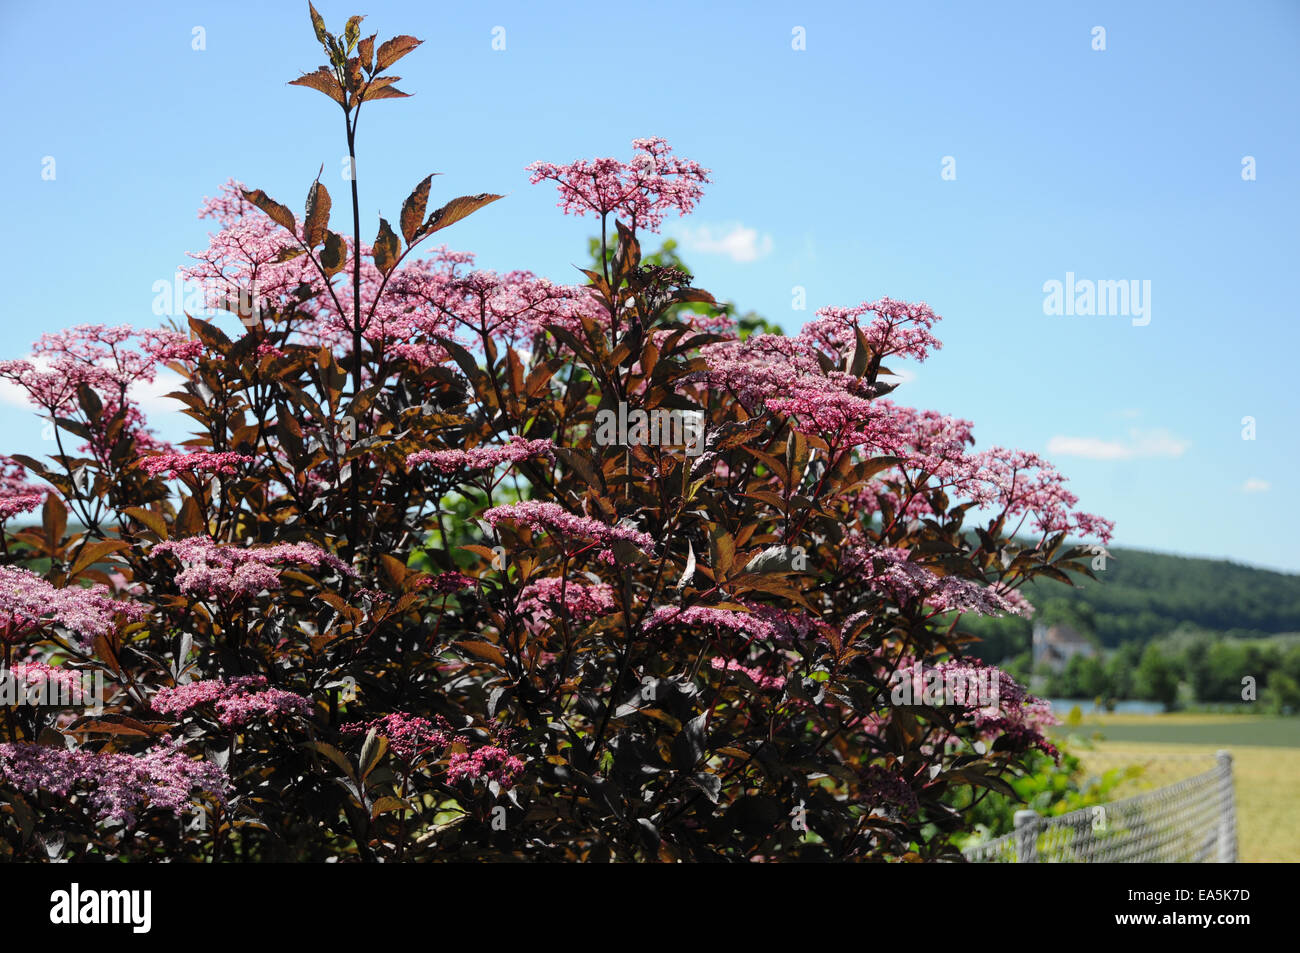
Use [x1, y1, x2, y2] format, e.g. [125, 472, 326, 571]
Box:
[1014, 810, 1038, 863]
[1214, 750, 1237, 863]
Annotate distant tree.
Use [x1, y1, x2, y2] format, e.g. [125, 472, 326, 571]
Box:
[1134, 644, 1179, 707]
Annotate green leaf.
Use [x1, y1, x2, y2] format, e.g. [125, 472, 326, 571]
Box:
[344, 15, 363, 51]
[307, 2, 330, 47]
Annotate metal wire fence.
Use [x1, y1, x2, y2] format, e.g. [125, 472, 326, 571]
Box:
[963, 750, 1237, 863]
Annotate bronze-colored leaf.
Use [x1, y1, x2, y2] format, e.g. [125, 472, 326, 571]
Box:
[241, 188, 296, 234]
[122, 506, 168, 539]
[68, 540, 130, 579]
[372, 218, 400, 275]
[345, 56, 363, 91]
[362, 84, 411, 101]
[42, 493, 67, 549]
[375, 34, 422, 70]
[288, 67, 345, 106]
[320, 231, 348, 277]
[421, 193, 503, 237]
[358, 34, 376, 73]
[457, 640, 507, 666]
[303, 180, 331, 247]
[400, 174, 434, 244]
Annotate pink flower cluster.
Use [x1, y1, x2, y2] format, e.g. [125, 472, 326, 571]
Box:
[340, 712, 450, 762]
[699, 333, 900, 450]
[482, 501, 655, 558]
[391, 264, 596, 347]
[0, 565, 146, 646]
[406, 437, 555, 474]
[0, 325, 200, 418]
[0, 738, 227, 826]
[0, 456, 45, 523]
[844, 545, 1031, 617]
[737, 602, 837, 644]
[184, 180, 320, 326]
[446, 745, 525, 788]
[860, 765, 919, 816]
[149, 536, 353, 599]
[843, 412, 1113, 546]
[710, 656, 786, 690]
[527, 137, 711, 232]
[517, 576, 616, 633]
[643, 605, 776, 640]
[420, 571, 477, 594]
[141, 451, 255, 478]
[3, 661, 88, 703]
[936, 660, 1060, 759]
[152, 675, 311, 727]
[801, 298, 943, 364]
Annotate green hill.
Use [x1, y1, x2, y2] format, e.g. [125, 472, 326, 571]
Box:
[966, 547, 1300, 663]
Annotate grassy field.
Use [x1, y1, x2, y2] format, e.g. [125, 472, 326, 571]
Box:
[1052, 713, 1300, 863]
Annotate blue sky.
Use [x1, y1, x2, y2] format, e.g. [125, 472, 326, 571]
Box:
[1, 0, 1297, 571]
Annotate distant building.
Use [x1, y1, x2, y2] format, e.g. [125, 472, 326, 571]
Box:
[1032, 622, 1098, 672]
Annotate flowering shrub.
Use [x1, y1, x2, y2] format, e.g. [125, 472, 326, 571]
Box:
[0, 5, 1110, 862]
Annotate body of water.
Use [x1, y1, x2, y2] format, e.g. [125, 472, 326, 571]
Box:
[1047, 698, 1166, 715]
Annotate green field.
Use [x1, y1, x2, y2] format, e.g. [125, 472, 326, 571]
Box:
[1054, 712, 1300, 748]
[1053, 713, 1300, 863]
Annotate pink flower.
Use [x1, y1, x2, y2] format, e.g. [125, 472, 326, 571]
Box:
[3, 661, 91, 704]
[446, 745, 525, 788]
[516, 577, 616, 633]
[800, 298, 943, 364]
[643, 605, 776, 640]
[0, 456, 46, 524]
[698, 333, 903, 449]
[149, 536, 353, 599]
[527, 137, 711, 232]
[141, 451, 256, 478]
[482, 501, 655, 558]
[892, 658, 1060, 760]
[943, 660, 1061, 760]
[0, 738, 228, 826]
[710, 656, 786, 690]
[0, 565, 146, 646]
[152, 675, 311, 727]
[843, 545, 1029, 617]
[406, 437, 555, 474]
[340, 713, 450, 762]
[420, 571, 476, 594]
[393, 266, 594, 347]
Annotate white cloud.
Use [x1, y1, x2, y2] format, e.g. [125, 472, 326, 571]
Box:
[1242, 478, 1270, 493]
[1046, 428, 1190, 460]
[675, 223, 773, 263]
[1046, 436, 1130, 460]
